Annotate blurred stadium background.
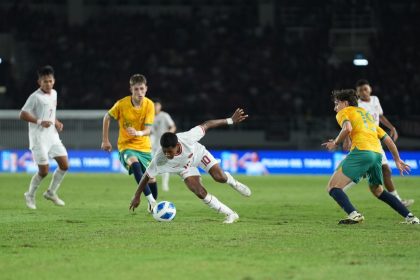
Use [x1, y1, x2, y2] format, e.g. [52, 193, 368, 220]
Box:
[0, 0, 419, 174]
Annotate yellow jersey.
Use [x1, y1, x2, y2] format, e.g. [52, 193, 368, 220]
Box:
[108, 96, 155, 152]
[336, 106, 387, 153]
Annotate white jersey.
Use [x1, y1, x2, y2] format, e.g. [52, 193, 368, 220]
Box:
[21, 88, 62, 149]
[358, 96, 383, 125]
[146, 126, 207, 177]
[151, 111, 175, 152]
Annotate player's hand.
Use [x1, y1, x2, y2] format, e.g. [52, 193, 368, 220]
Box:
[129, 195, 141, 211]
[40, 121, 53, 128]
[231, 108, 248, 124]
[101, 141, 112, 152]
[321, 139, 338, 151]
[126, 127, 137, 136]
[55, 120, 64, 132]
[395, 159, 410, 176]
[390, 127, 398, 142]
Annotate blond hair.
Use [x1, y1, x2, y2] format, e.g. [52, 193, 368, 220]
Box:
[129, 74, 147, 86]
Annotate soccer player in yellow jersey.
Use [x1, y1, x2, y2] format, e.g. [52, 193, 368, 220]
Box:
[322, 89, 419, 224]
[101, 74, 158, 211]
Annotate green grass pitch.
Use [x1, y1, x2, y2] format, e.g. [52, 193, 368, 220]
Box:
[1, 173, 420, 280]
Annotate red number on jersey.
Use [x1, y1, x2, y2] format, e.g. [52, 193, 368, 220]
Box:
[201, 155, 211, 166]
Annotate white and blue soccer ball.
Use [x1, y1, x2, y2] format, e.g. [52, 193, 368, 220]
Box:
[152, 201, 176, 222]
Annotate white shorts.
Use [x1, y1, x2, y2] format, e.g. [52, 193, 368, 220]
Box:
[31, 142, 68, 165]
[381, 148, 388, 165]
[179, 149, 218, 180]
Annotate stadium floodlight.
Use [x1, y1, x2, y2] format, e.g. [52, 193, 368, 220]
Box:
[353, 54, 368, 66]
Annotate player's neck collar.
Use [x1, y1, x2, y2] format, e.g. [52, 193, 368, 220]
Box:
[131, 98, 142, 108]
[39, 88, 51, 95]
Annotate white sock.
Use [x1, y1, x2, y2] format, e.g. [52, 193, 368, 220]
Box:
[146, 194, 156, 204]
[389, 190, 402, 201]
[28, 173, 43, 196]
[162, 173, 170, 190]
[48, 168, 67, 194]
[225, 172, 236, 186]
[202, 193, 234, 215]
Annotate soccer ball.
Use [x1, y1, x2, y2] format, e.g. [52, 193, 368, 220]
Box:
[152, 201, 176, 222]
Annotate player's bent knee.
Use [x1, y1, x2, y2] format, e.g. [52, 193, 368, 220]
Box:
[59, 164, 69, 171]
[370, 185, 383, 197]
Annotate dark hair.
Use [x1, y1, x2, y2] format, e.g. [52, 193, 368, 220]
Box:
[332, 89, 358, 106]
[153, 98, 162, 105]
[355, 79, 370, 88]
[37, 65, 54, 78]
[129, 74, 147, 86]
[160, 132, 178, 148]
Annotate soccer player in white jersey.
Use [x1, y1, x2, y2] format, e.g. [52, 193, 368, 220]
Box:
[20, 65, 69, 209]
[130, 108, 251, 224]
[356, 79, 414, 207]
[151, 99, 176, 191]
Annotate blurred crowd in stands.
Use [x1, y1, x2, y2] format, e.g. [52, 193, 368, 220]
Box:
[1, 0, 419, 124]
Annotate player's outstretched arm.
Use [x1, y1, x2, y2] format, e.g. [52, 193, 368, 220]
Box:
[383, 137, 410, 175]
[200, 108, 248, 132]
[129, 173, 151, 211]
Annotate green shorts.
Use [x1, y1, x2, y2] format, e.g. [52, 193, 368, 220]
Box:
[337, 149, 383, 186]
[119, 149, 152, 175]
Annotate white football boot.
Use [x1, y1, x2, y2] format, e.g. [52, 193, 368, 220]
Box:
[43, 190, 65, 206]
[225, 172, 251, 197]
[402, 214, 420, 224]
[148, 201, 157, 214]
[223, 212, 239, 224]
[24, 192, 36, 210]
[338, 211, 364, 224]
[234, 181, 251, 197]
